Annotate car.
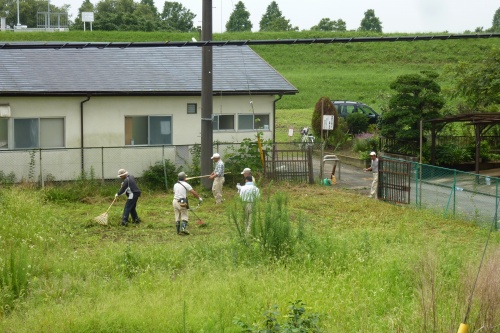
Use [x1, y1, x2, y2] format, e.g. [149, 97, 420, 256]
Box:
[332, 100, 380, 124]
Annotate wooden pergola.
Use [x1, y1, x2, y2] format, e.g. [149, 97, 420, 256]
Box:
[427, 113, 500, 174]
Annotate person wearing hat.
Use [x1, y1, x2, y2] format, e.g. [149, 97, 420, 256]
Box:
[363, 151, 379, 198]
[173, 172, 203, 235]
[115, 169, 141, 226]
[239, 175, 260, 233]
[208, 153, 225, 204]
[237, 168, 256, 192]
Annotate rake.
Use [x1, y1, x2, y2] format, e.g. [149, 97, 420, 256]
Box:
[94, 197, 117, 225]
[189, 203, 206, 225]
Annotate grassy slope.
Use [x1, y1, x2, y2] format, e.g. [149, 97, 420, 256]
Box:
[1, 30, 497, 112]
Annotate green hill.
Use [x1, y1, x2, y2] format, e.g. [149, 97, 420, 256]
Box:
[1, 30, 498, 112]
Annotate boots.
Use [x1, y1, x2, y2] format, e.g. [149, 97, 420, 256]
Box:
[176, 221, 180, 234]
[181, 220, 189, 235]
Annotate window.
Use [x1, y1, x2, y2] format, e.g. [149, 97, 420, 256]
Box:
[125, 116, 172, 145]
[0, 118, 7, 148]
[187, 103, 197, 114]
[213, 115, 234, 130]
[13, 118, 64, 149]
[238, 114, 270, 130]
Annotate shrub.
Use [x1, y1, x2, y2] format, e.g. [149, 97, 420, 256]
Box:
[346, 112, 369, 134]
[140, 159, 180, 191]
[234, 300, 321, 333]
[434, 144, 471, 166]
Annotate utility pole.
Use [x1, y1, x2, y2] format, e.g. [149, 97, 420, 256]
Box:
[200, 0, 213, 190]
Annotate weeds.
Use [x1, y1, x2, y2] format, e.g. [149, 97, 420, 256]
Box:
[234, 300, 321, 333]
[0, 245, 30, 316]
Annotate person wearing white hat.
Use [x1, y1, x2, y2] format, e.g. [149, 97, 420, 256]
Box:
[208, 153, 225, 204]
[115, 168, 141, 226]
[363, 152, 379, 198]
[237, 168, 256, 192]
[172, 172, 203, 235]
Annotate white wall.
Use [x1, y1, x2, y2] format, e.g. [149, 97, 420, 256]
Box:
[0, 95, 275, 148]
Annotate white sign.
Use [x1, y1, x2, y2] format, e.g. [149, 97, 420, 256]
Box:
[82, 12, 94, 22]
[322, 115, 334, 130]
[288, 128, 294, 137]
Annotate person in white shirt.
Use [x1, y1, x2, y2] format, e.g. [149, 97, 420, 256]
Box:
[239, 175, 260, 233]
[173, 172, 202, 235]
[236, 167, 256, 192]
[363, 151, 379, 198]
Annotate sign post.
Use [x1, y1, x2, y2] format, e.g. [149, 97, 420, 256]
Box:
[81, 12, 94, 32]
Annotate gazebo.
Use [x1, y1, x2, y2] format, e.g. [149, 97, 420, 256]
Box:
[427, 113, 500, 175]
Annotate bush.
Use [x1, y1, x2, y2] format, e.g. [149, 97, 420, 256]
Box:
[346, 112, 369, 134]
[234, 300, 321, 333]
[434, 144, 471, 166]
[140, 159, 180, 191]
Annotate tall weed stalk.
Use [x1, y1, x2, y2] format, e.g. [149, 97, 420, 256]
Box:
[0, 246, 30, 316]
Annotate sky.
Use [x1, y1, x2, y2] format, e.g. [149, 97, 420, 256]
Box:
[50, 0, 498, 33]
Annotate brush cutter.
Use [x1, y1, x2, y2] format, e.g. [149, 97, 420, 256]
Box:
[94, 196, 117, 225]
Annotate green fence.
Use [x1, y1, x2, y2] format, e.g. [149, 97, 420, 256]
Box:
[384, 157, 499, 230]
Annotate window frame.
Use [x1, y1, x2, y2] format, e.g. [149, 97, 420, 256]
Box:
[125, 115, 173, 146]
[213, 114, 235, 131]
[11, 117, 65, 149]
[187, 103, 197, 114]
[237, 113, 270, 131]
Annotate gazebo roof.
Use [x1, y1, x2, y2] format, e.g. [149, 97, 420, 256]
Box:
[427, 112, 500, 126]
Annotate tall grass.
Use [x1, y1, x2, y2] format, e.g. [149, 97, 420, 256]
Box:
[0, 185, 499, 331]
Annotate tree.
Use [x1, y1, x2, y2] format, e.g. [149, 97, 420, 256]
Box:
[160, 1, 195, 32]
[311, 97, 338, 140]
[0, 0, 67, 28]
[226, 1, 252, 32]
[311, 18, 346, 32]
[259, 1, 297, 32]
[448, 48, 500, 113]
[380, 71, 445, 141]
[358, 9, 382, 32]
[491, 7, 500, 32]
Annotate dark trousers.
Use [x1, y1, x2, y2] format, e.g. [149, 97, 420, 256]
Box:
[122, 193, 140, 223]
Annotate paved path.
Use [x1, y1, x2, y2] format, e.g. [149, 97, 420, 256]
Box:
[313, 155, 372, 194]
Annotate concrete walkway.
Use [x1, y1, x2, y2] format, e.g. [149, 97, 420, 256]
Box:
[313, 154, 373, 194]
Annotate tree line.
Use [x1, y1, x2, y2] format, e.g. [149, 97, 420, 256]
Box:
[2, 0, 499, 33]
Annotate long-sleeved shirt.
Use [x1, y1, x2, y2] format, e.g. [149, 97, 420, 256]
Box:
[239, 182, 260, 202]
[117, 175, 141, 197]
[213, 160, 225, 177]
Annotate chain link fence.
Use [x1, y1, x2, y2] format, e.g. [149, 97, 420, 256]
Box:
[384, 157, 500, 229]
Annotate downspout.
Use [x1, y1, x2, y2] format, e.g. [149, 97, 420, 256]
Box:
[271, 94, 283, 177]
[80, 95, 91, 173]
[273, 94, 283, 144]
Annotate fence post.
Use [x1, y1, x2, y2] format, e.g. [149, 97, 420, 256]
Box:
[307, 147, 314, 184]
[101, 147, 104, 184]
[39, 148, 44, 188]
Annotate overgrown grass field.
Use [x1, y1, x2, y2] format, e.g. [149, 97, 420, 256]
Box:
[1, 183, 499, 332]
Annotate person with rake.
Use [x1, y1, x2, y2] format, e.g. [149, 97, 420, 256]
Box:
[116, 168, 141, 226]
[173, 172, 203, 235]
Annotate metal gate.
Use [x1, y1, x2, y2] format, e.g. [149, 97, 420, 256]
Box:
[379, 158, 412, 204]
[264, 148, 314, 184]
